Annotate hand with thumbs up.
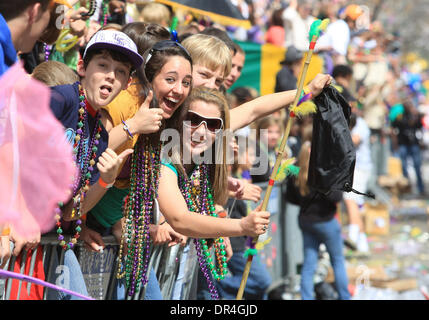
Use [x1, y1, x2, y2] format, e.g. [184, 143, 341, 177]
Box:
[97, 148, 134, 186]
[126, 90, 164, 135]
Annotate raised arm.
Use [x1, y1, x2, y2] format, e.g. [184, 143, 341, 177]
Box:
[157, 165, 269, 238]
[230, 73, 332, 131]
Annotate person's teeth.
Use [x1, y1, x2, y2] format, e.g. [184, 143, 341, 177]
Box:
[166, 97, 179, 103]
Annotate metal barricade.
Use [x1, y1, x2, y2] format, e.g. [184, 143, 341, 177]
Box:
[0, 181, 298, 300]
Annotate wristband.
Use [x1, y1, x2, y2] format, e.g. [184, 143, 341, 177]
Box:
[99, 177, 114, 189]
[217, 211, 227, 218]
[159, 220, 168, 225]
[122, 120, 133, 140]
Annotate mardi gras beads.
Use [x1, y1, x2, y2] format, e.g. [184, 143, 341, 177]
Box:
[55, 84, 101, 250]
[179, 164, 228, 300]
[116, 137, 162, 296]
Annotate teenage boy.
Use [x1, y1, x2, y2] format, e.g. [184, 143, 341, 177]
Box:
[0, 0, 56, 75]
[42, 29, 144, 300]
[50, 29, 143, 221]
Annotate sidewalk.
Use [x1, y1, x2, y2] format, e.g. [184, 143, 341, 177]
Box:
[347, 151, 429, 300]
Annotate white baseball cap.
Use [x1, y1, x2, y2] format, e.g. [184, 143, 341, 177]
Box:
[83, 30, 143, 70]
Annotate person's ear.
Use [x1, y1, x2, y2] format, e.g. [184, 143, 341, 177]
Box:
[76, 59, 86, 78]
[124, 75, 133, 90]
[27, 3, 41, 25]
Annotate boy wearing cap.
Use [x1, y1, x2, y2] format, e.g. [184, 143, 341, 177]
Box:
[49, 29, 143, 221]
[40, 29, 144, 300]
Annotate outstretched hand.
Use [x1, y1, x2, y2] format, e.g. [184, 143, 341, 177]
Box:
[307, 73, 332, 97]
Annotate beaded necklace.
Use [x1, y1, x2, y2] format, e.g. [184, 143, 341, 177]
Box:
[116, 136, 162, 296]
[179, 164, 228, 300]
[44, 44, 51, 62]
[55, 84, 102, 250]
[100, 0, 110, 27]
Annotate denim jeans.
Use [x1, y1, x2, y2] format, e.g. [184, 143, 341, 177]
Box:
[197, 250, 272, 300]
[299, 218, 350, 300]
[45, 248, 89, 300]
[113, 266, 163, 300]
[398, 144, 425, 194]
[171, 243, 190, 299]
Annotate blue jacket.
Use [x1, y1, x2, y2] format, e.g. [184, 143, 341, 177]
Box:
[0, 13, 17, 76]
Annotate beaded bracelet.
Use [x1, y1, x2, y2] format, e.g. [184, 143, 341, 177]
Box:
[122, 120, 133, 140]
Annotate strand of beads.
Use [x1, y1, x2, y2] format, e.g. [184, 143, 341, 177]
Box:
[55, 85, 101, 250]
[101, 0, 109, 27]
[194, 238, 219, 300]
[178, 164, 228, 299]
[45, 44, 51, 61]
[116, 137, 162, 296]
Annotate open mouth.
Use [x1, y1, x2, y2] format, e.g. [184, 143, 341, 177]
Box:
[100, 85, 112, 97]
[163, 96, 180, 111]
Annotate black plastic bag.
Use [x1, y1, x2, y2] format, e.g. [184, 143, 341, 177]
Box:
[308, 86, 373, 198]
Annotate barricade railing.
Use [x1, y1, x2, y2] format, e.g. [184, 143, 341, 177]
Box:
[1, 180, 293, 300]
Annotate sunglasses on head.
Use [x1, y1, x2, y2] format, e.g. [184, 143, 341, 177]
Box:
[145, 40, 192, 65]
[184, 110, 224, 133]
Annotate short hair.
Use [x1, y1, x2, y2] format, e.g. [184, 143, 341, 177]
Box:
[200, 27, 237, 55]
[332, 64, 353, 79]
[0, 0, 52, 21]
[100, 23, 123, 31]
[140, 2, 171, 26]
[231, 87, 253, 105]
[181, 34, 232, 78]
[32, 61, 79, 86]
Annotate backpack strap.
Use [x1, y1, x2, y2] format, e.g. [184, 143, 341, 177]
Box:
[343, 182, 376, 199]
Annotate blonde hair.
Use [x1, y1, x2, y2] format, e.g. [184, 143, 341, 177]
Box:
[255, 116, 284, 141]
[181, 34, 232, 79]
[140, 2, 171, 26]
[296, 141, 312, 196]
[172, 87, 231, 205]
[32, 61, 79, 86]
[100, 23, 123, 31]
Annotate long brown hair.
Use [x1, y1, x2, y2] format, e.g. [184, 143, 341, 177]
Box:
[171, 86, 231, 205]
[295, 124, 313, 196]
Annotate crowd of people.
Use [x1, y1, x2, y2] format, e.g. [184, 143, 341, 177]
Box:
[0, 0, 427, 301]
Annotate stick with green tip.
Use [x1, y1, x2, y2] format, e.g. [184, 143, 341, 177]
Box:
[235, 18, 329, 301]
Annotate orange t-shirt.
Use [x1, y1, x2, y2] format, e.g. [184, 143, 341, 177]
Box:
[102, 81, 143, 188]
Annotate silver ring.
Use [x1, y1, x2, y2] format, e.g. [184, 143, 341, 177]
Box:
[262, 225, 267, 231]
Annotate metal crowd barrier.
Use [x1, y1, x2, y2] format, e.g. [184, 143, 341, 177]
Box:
[1, 181, 297, 300]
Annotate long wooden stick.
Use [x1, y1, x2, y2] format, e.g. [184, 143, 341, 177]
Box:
[235, 36, 317, 300]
